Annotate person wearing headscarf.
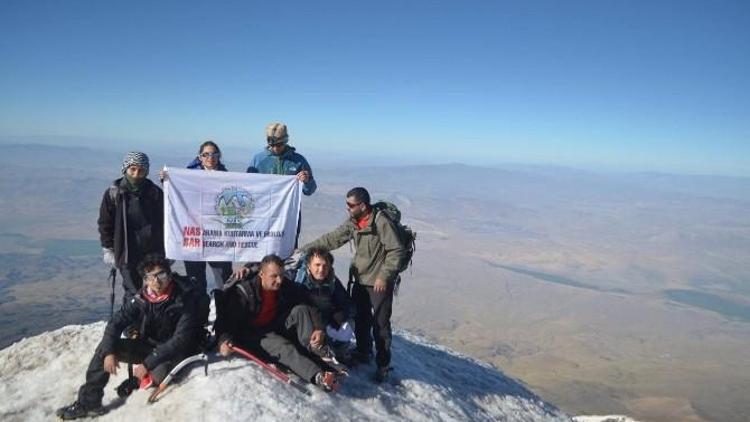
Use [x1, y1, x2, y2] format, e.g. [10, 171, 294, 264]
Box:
[98, 151, 165, 302]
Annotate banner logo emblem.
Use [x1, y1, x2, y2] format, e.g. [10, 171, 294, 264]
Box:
[216, 187, 255, 228]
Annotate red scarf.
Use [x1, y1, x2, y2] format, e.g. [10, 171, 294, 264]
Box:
[354, 210, 372, 230]
[143, 282, 174, 303]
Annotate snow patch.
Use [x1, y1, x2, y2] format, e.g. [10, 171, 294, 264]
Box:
[0, 322, 569, 421]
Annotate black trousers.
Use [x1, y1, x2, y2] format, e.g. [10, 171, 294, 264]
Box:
[234, 305, 322, 382]
[184, 260, 233, 292]
[77, 339, 185, 407]
[119, 265, 141, 305]
[352, 282, 393, 369]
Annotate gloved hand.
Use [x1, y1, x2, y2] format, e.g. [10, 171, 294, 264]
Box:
[102, 248, 115, 266]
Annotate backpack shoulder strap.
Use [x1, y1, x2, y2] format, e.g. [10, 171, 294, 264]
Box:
[108, 184, 119, 202]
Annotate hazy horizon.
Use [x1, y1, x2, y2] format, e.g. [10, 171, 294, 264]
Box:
[2, 143, 749, 421]
[3, 136, 750, 180]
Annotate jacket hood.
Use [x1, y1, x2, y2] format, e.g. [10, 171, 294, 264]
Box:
[186, 157, 227, 171]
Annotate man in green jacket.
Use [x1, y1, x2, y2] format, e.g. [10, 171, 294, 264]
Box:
[300, 187, 405, 382]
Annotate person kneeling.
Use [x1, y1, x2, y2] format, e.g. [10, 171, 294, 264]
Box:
[56, 254, 207, 420]
[215, 254, 343, 392]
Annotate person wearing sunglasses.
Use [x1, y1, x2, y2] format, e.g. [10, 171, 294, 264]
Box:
[56, 254, 208, 420]
[247, 122, 316, 247]
[181, 141, 233, 291]
[186, 140, 228, 172]
[300, 187, 406, 383]
[246, 122, 316, 195]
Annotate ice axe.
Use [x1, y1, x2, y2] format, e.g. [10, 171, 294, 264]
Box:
[230, 345, 309, 395]
[147, 353, 209, 404]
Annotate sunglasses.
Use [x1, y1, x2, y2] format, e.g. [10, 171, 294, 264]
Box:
[267, 137, 287, 146]
[200, 152, 220, 158]
[145, 270, 170, 282]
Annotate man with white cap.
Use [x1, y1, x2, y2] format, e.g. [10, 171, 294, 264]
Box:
[98, 151, 165, 302]
[246, 122, 317, 196]
[246, 122, 317, 248]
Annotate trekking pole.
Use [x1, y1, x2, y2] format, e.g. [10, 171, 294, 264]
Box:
[230, 345, 309, 394]
[147, 353, 209, 404]
[108, 267, 117, 321]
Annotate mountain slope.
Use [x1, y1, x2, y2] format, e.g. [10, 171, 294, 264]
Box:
[0, 322, 568, 421]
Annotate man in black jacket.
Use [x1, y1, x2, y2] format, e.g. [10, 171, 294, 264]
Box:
[98, 151, 164, 302]
[215, 254, 343, 392]
[296, 247, 355, 360]
[56, 255, 207, 420]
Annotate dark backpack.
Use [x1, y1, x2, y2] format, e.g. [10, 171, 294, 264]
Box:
[372, 201, 416, 274]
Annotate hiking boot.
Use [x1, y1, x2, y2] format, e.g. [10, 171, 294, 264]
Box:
[55, 401, 106, 420]
[374, 366, 390, 383]
[115, 376, 139, 398]
[314, 371, 341, 392]
[310, 344, 336, 362]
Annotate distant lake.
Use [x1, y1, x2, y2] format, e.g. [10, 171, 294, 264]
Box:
[41, 239, 100, 256]
[0, 233, 100, 257]
[0, 238, 105, 349]
[664, 289, 750, 322]
[486, 261, 629, 294]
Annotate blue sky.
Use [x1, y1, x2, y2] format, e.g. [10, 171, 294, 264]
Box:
[1, 0, 748, 175]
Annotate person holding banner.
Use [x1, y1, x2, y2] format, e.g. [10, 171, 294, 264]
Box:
[247, 122, 316, 195]
[247, 122, 316, 247]
[181, 141, 233, 291]
[98, 151, 164, 302]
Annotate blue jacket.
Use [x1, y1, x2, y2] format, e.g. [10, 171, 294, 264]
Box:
[186, 157, 228, 171]
[246, 146, 316, 196]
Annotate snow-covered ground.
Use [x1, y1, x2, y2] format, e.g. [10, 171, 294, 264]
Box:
[573, 417, 640, 422]
[0, 321, 571, 421]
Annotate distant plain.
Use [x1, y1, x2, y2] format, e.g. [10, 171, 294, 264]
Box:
[1, 144, 749, 422]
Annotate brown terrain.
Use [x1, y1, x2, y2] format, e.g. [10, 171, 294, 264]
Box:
[1, 145, 749, 421]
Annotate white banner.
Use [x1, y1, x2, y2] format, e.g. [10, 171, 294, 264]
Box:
[164, 167, 302, 262]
